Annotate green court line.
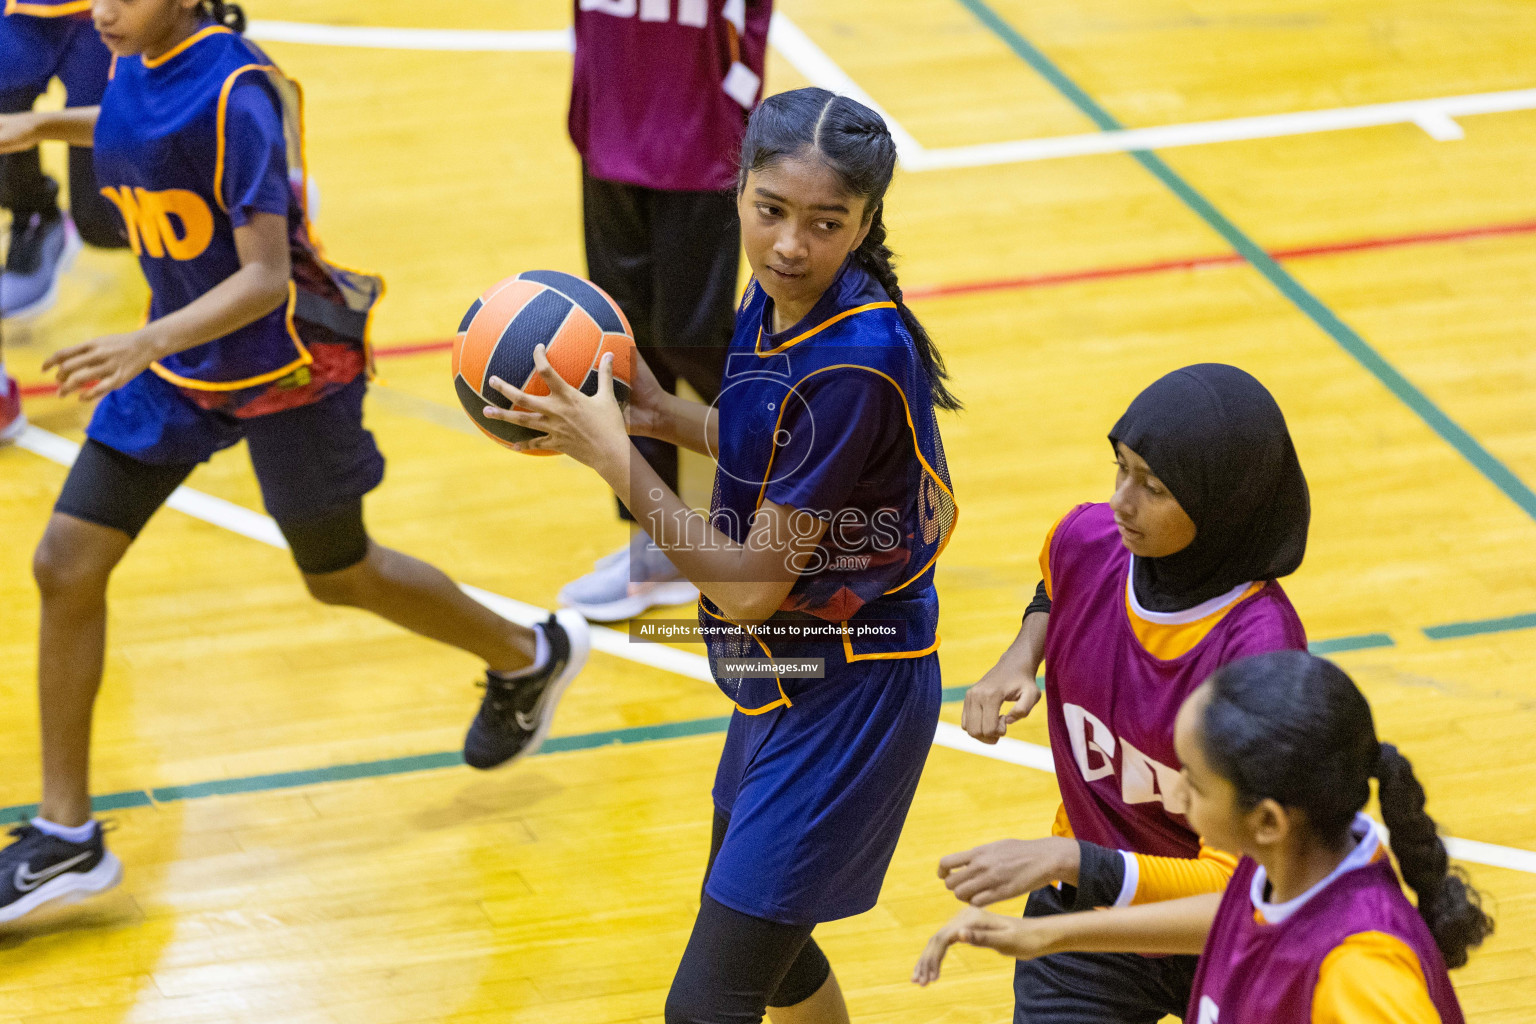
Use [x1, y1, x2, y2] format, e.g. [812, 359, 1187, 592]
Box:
[1424, 612, 1536, 641]
[953, 0, 1536, 522]
[3, 617, 1530, 823]
[1308, 633, 1395, 655]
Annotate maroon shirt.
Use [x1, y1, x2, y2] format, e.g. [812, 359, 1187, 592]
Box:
[1190, 820, 1464, 1023]
[1041, 503, 1307, 857]
[569, 0, 771, 192]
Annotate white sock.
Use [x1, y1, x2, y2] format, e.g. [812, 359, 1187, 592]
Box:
[489, 624, 550, 680]
[31, 816, 97, 844]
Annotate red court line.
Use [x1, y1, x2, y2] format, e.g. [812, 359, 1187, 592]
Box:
[17, 216, 1536, 399]
[903, 216, 1536, 301]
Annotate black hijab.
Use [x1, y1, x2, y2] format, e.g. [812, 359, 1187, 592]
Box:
[1108, 364, 1309, 613]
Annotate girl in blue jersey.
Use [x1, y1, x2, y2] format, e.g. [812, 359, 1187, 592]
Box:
[482, 88, 960, 1023]
[0, 0, 588, 925]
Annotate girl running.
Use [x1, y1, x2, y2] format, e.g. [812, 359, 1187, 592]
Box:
[946, 364, 1311, 1022]
[480, 87, 959, 1023]
[916, 650, 1494, 1024]
[0, 0, 587, 925]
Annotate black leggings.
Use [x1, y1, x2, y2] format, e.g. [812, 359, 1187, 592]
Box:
[664, 811, 832, 1024]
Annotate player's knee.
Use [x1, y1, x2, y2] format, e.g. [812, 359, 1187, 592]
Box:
[662, 983, 715, 1024]
[301, 562, 371, 607]
[32, 529, 113, 600]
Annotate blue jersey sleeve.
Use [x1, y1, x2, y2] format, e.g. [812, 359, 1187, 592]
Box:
[763, 370, 905, 519]
[220, 76, 290, 228]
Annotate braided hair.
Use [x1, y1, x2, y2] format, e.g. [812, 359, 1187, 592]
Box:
[200, 1, 246, 32]
[1202, 651, 1494, 968]
[738, 88, 961, 411]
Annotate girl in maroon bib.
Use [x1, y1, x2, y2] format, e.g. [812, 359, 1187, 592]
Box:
[916, 651, 1493, 1023]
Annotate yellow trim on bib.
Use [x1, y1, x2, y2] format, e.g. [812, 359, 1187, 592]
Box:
[149, 281, 313, 391]
[1125, 581, 1265, 661]
[142, 24, 231, 68]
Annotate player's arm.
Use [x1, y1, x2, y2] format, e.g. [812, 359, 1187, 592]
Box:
[962, 512, 1064, 742]
[44, 214, 292, 399]
[913, 895, 1219, 985]
[624, 361, 718, 457]
[486, 352, 822, 623]
[0, 106, 99, 151]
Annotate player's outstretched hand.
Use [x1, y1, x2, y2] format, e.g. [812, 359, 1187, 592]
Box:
[962, 660, 1040, 743]
[483, 346, 630, 473]
[0, 113, 42, 155]
[938, 836, 1079, 906]
[912, 906, 1050, 986]
[42, 331, 159, 400]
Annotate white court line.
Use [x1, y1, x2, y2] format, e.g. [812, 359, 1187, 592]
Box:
[13, 422, 1536, 877]
[245, 18, 1536, 172]
[247, 20, 572, 52]
[901, 88, 1536, 171]
[762, 14, 926, 166]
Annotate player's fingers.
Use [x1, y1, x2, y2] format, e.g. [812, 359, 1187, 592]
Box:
[481, 404, 541, 429]
[937, 849, 974, 877]
[485, 375, 535, 407]
[79, 375, 119, 401]
[51, 348, 99, 379]
[595, 351, 615, 400]
[530, 345, 575, 396]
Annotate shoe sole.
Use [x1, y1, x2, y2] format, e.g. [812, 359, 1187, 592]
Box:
[1, 226, 82, 321]
[560, 582, 700, 623]
[0, 850, 122, 925]
[493, 609, 591, 768]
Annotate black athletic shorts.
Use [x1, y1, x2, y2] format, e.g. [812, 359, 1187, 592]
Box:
[56, 381, 380, 574]
[1013, 884, 1197, 1023]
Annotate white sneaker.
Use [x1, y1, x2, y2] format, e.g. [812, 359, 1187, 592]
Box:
[558, 534, 699, 622]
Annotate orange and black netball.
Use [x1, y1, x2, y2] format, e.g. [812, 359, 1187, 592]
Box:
[452, 270, 636, 454]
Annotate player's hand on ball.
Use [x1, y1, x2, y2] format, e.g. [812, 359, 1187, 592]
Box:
[43, 330, 160, 400]
[484, 345, 629, 471]
[913, 906, 1046, 985]
[962, 662, 1040, 743]
[938, 836, 1079, 906]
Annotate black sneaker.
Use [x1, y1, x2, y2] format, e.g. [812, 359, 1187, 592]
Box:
[463, 609, 590, 770]
[0, 821, 122, 924]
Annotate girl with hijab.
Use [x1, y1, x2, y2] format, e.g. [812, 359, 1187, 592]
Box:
[945, 364, 1311, 1023]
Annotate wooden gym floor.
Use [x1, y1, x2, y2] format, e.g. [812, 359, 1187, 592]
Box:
[1, 0, 1534, 1020]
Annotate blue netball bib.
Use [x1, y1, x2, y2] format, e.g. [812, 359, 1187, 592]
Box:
[700, 260, 957, 713]
[94, 26, 381, 405]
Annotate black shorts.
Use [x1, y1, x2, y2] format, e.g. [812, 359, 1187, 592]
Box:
[57, 380, 382, 574]
[582, 170, 737, 517]
[1013, 885, 1197, 1023]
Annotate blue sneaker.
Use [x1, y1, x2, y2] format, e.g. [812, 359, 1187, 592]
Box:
[463, 610, 590, 770]
[0, 821, 122, 924]
[2, 211, 80, 319]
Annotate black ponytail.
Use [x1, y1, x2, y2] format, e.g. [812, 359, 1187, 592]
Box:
[201, 1, 247, 32]
[1202, 651, 1493, 968]
[739, 88, 961, 412]
[1374, 743, 1494, 968]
